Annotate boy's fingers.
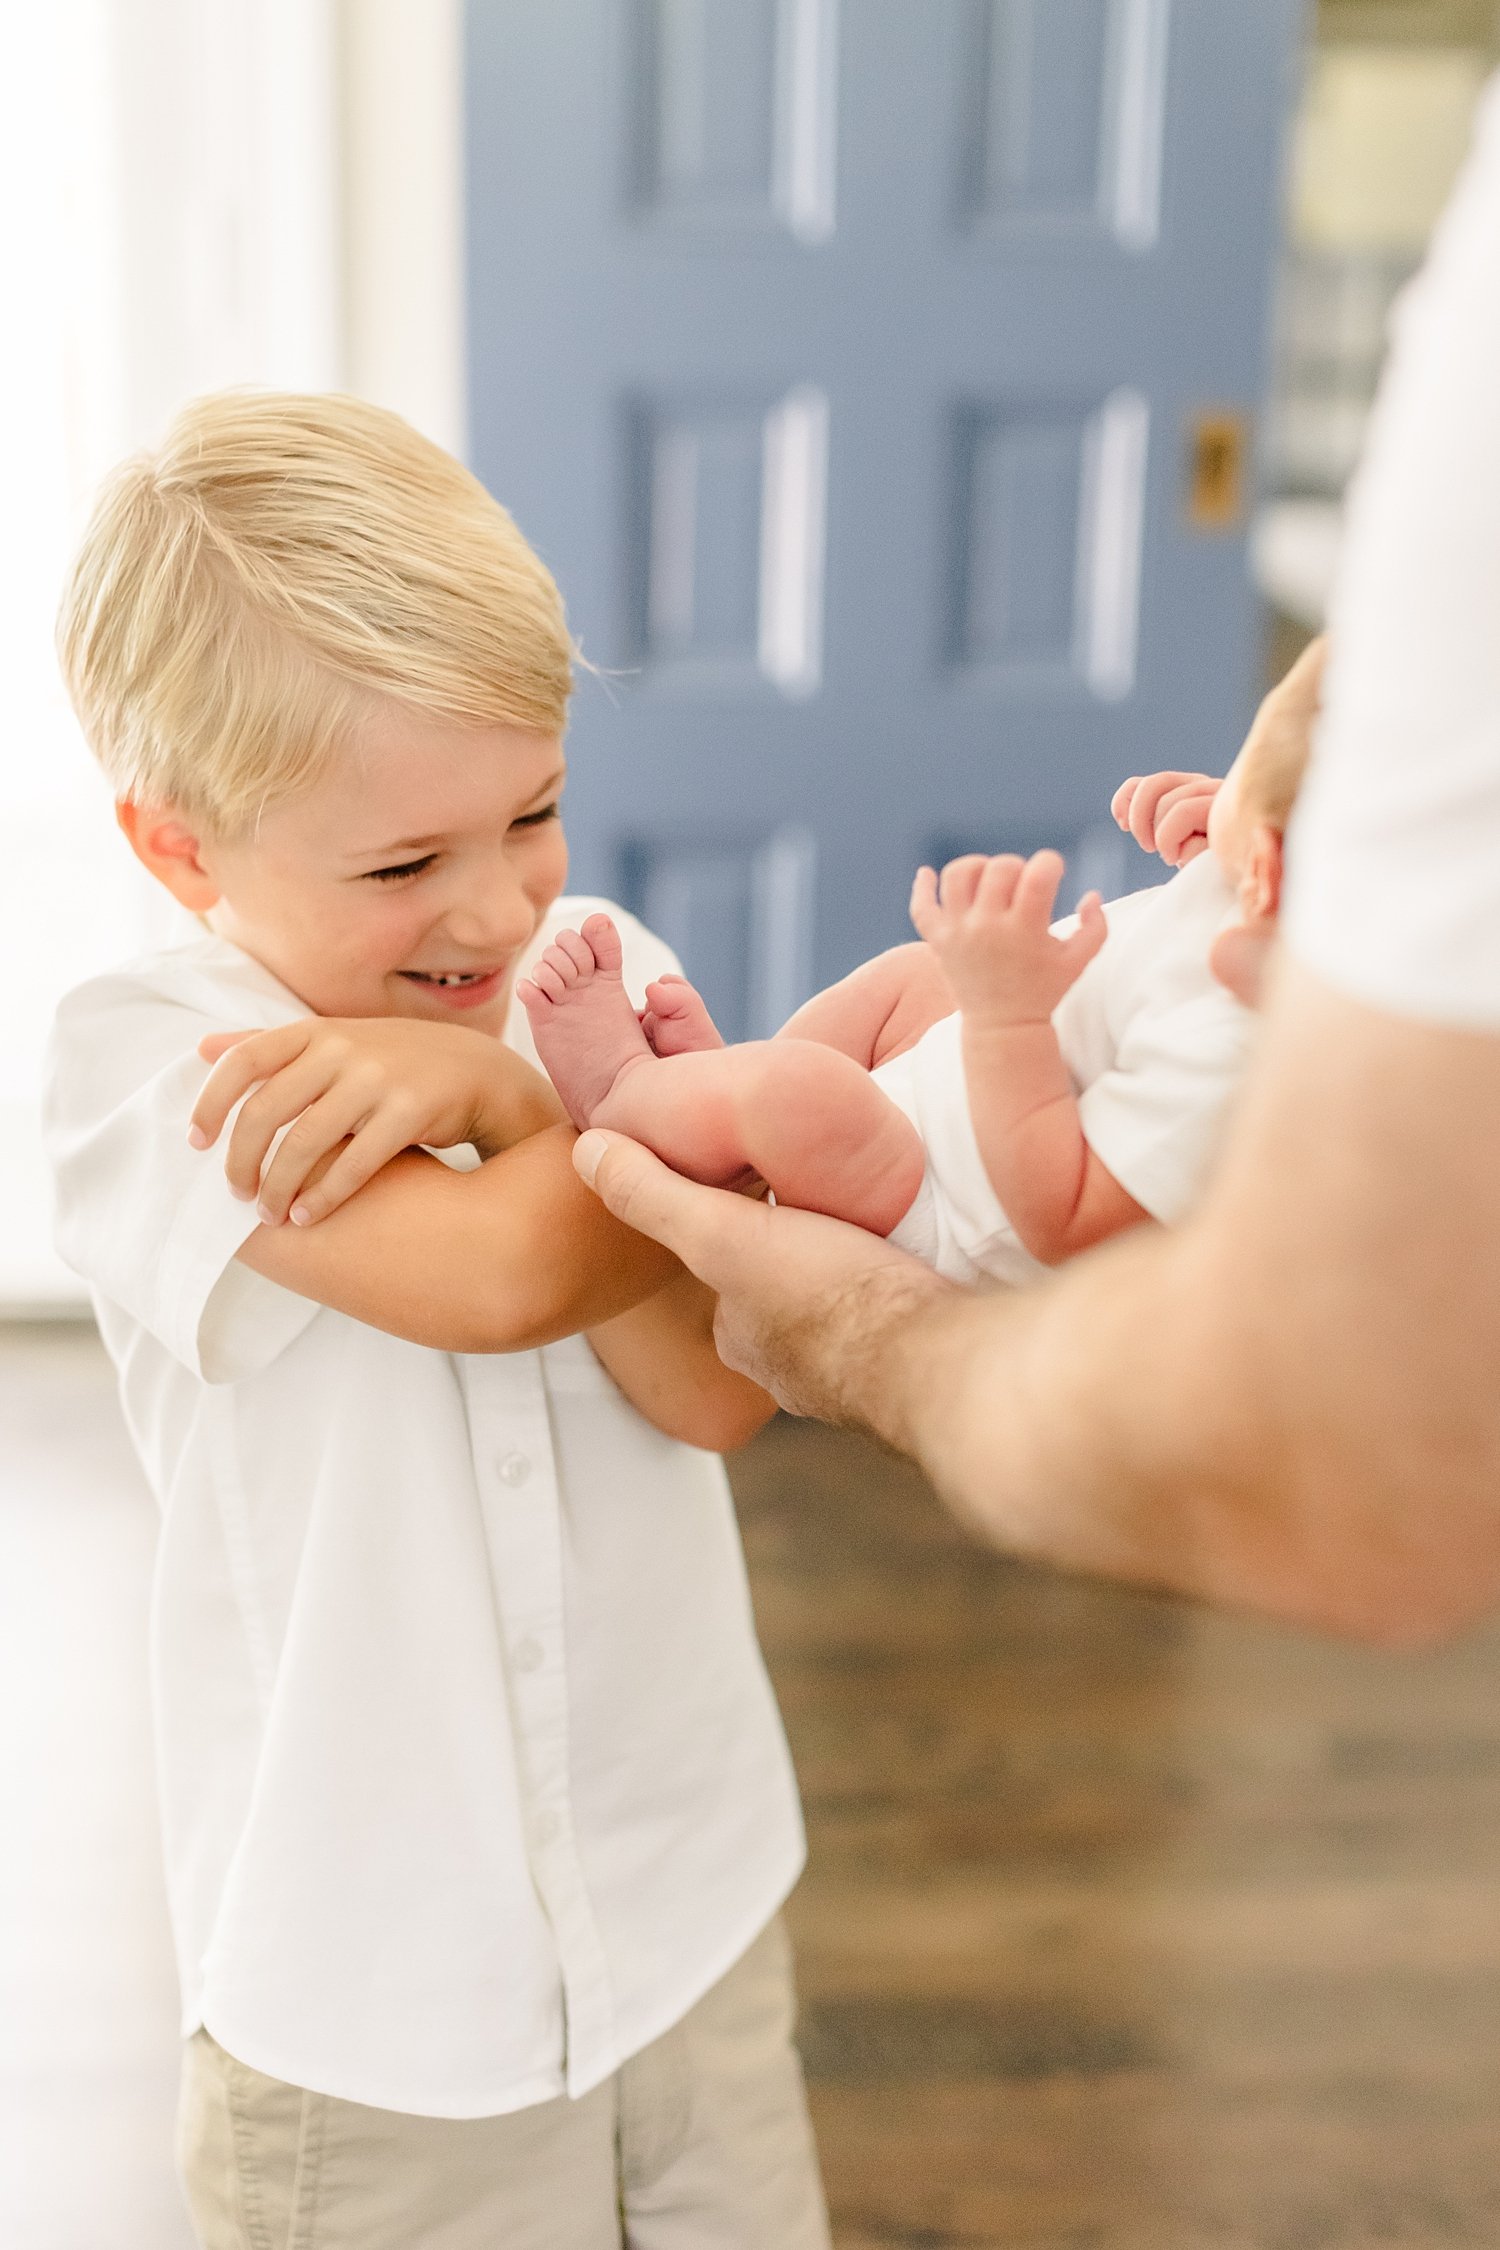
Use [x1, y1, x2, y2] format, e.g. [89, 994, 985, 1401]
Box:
[190, 1025, 311, 1149]
[284, 1132, 396, 1227]
[221, 1054, 343, 1202]
[252, 1083, 389, 1223]
[197, 1030, 254, 1065]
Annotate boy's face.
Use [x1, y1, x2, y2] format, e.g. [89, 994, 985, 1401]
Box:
[133, 705, 569, 1036]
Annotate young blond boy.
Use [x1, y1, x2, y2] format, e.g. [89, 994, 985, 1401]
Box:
[45, 392, 828, 2248]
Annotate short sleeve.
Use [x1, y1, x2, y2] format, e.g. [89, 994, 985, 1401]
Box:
[1076, 991, 1254, 1224]
[44, 972, 321, 1384]
[1283, 74, 1500, 1026]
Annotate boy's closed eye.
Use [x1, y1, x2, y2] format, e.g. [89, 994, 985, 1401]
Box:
[360, 804, 561, 885]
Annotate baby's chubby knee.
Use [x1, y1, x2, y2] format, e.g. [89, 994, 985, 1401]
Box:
[729, 1037, 863, 1117]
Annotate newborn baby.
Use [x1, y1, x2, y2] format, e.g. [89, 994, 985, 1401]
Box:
[521, 642, 1322, 1283]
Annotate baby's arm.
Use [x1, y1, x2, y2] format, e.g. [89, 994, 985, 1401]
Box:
[910, 853, 1150, 1266]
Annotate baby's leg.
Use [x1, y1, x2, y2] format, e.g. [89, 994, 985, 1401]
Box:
[779, 942, 955, 1067]
[603, 1039, 924, 1233]
[640, 974, 724, 1057]
[519, 919, 924, 1234]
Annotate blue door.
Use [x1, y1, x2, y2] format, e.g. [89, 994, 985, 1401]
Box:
[467, 0, 1303, 1038]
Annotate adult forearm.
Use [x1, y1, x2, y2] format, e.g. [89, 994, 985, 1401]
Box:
[855, 969, 1500, 1648]
[576, 964, 1500, 1649]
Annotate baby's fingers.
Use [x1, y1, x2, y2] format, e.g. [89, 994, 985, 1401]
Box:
[1130, 772, 1219, 854]
[1152, 783, 1219, 866]
[190, 1023, 312, 1149]
[909, 866, 941, 940]
[1063, 890, 1108, 970]
[1011, 848, 1067, 925]
[1111, 777, 1142, 831]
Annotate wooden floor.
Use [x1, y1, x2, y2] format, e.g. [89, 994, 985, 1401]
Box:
[730, 1418, 1500, 2250]
[4, 1324, 1500, 2248]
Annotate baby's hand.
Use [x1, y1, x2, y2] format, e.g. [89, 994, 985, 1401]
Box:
[188, 1017, 563, 1226]
[1111, 770, 1222, 866]
[909, 851, 1106, 1026]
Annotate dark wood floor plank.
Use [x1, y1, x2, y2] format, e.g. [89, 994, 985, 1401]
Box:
[728, 1418, 1500, 2250]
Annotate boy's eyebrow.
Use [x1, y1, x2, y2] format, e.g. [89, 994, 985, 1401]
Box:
[345, 768, 567, 860]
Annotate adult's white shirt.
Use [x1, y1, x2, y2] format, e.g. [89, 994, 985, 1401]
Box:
[1285, 75, 1500, 1019]
[43, 900, 804, 2119]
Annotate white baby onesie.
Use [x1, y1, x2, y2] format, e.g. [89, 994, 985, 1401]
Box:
[872, 851, 1255, 1286]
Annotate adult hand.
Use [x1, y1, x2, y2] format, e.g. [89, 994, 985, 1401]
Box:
[573, 1129, 954, 1424]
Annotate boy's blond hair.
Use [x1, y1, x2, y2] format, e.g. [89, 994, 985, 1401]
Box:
[58, 391, 574, 833]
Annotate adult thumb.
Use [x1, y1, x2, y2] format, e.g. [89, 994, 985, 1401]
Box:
[573, 1130, 727, 1278]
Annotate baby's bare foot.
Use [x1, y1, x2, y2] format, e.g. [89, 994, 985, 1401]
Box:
[640, 975, 725, 1058]
[517, 915, 654, 1129]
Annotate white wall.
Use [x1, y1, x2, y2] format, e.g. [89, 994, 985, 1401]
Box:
[0, 0, 467, 1310]
[339, 0, 468, 458]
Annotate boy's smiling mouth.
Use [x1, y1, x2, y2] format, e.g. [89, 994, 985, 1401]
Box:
[399, 966, 509, 1010]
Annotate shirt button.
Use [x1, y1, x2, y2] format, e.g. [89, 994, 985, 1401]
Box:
[514, 1636, 544, 1674]
[497, 1451, 531, 1487]
[534, 1809, 560, 1846]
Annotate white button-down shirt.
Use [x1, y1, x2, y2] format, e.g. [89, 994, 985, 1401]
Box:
[1287, 74, 1500, 1024]
[43, 899, 804, 2119]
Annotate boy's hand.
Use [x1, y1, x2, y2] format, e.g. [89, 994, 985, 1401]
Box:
[188, 1018, 564, 1226]
[909, 851, 1106, 1026]
[1111, 771, 1222, 866]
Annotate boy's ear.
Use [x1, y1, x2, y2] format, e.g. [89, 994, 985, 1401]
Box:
[116, 801, 222, 912]
[1242, 824, 1284, 925]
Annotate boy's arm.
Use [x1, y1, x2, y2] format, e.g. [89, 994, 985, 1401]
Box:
[911, 852, 1149, 1266]
[189, 1018, 682, 1352]
[235, 1126, 683, 1353]
[585, 1269, 776, 1450]
[191, 1014, 771, 1438]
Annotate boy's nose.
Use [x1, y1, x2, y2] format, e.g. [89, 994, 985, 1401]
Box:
[442, 879, 539, 959]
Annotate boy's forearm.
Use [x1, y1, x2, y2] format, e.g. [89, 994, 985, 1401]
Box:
[466, 1051, 568, 1157]
[238, 1124, 682, 1352]
[587, 1270, 777, 1450]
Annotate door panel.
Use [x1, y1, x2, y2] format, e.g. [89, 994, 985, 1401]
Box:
[466, 0, 1303, 1028]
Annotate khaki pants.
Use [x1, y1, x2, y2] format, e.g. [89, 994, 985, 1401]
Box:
[177, 1917, 830, 2250]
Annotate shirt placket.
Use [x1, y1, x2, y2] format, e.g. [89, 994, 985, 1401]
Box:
[460, 1355, 619, 2093]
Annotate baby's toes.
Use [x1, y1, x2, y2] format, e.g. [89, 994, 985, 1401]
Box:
[528, 961, 568, 1004]
[579, 913, 624, 976]
[539, 940, 583, 988]
[552, 928, 595, 978]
